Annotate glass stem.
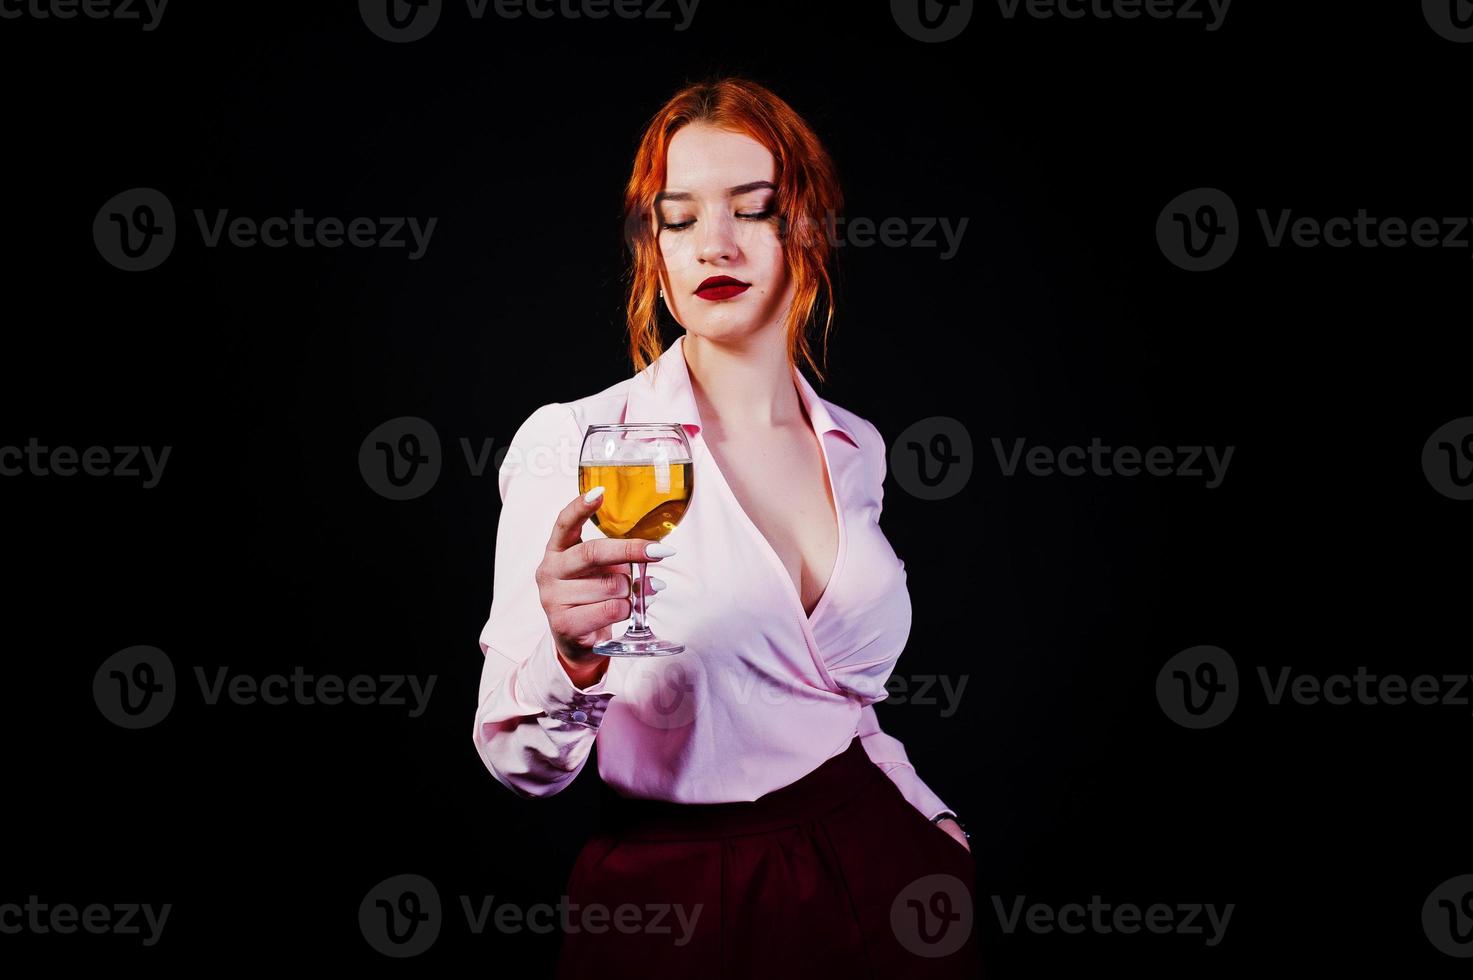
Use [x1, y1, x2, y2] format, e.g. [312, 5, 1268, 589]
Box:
[630, 561, 649, 633]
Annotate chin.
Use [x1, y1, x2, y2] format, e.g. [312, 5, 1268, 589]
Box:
[682, 315, 762, 343]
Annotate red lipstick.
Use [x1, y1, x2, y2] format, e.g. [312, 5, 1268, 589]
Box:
[695, 276, 751, 301]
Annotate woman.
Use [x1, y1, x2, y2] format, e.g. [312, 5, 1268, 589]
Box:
[473, 76, 981, 977]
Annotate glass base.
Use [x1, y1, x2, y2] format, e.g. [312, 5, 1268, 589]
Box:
[593, 628, 685, 657]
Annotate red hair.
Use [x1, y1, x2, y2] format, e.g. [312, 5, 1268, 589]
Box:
[621, 76, 844, 383]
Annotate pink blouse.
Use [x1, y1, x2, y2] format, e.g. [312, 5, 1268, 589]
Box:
[472, 334, 953, 821]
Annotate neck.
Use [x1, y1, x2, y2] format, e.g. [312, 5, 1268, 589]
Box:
[681, 328, 803, 434]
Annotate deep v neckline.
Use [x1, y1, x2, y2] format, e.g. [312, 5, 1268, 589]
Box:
[696, 420, 848, 626]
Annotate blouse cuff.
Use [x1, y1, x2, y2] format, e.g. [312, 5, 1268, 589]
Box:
[523, 628, 615, 730]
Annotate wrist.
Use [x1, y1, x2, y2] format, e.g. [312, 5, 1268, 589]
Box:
[931, 811, 970, 840]
[557, 647, 609, 689]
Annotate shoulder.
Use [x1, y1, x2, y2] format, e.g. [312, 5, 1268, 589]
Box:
[507, 375, 636, 444]
[498, 376, 636, 491]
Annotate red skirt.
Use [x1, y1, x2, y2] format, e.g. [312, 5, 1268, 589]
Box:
[556, 737, 983, 978]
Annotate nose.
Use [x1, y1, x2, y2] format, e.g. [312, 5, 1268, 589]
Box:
[695, 211, 738, 265]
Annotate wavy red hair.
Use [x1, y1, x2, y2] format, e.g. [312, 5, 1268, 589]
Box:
[621, 76, 844, 383]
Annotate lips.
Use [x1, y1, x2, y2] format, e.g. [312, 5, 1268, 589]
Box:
[695, 276, 751, 301]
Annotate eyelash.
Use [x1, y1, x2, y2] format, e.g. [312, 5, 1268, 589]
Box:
[660, 206, 774, 232]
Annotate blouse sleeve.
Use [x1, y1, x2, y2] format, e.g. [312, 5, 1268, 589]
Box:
[472, 402, 617, 799]
[851, 416, 955, 822]
[856, 706, 953, 822]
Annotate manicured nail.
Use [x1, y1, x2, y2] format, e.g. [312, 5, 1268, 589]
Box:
[645, 542, 676, 559]
[648, 577, 667, 592]
[583, 485, 605, 503]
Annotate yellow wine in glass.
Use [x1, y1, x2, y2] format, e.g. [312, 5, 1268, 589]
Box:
[578, 424, 694, 656]
[578, 461, 693, 541]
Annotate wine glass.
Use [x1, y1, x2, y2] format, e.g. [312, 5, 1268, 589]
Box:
[578, 423, 693, 656]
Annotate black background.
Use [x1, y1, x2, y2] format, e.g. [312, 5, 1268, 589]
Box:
[2, 1, 1468, 973]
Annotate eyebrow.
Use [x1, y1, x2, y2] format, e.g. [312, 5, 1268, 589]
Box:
[654, 180, 775, 204]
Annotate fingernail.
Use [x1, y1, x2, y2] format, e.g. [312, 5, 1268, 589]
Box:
[645, 542, 676, 559]
[648, 577, 667, 592]
[583, 485, 605, 503]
